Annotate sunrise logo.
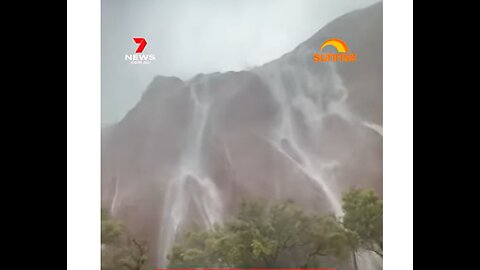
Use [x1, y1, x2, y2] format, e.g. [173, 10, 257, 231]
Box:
[313, 38, 357, 63]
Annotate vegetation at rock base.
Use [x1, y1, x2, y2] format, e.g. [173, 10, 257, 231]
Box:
[342, 189, 383, 270]
[101, 209, 149, 270]
[168, 189, 382, 269]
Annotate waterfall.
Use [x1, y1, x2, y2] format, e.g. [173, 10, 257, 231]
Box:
[149, 62, 382, 268]
[252, 60, 349, 215]
[102, 4, 383, 269]
[157, 80, 223, 265]
[363, 122, 383, 136]
[110, 177, 119, 216]
[254, 60, 381, 270]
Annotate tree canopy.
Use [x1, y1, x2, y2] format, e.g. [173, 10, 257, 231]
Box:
[168, 199, 351, 268]
[168, 189, 383, 268]
[342, 189, 383, 258]
[101, 209, 149, 270]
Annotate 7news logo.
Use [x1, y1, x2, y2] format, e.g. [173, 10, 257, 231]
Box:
[125, 37, 156, 65]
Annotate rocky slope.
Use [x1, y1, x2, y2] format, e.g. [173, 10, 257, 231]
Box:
[102, 2, 382, 267]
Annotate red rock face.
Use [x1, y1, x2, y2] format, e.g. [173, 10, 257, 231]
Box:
[102, 2, 382, 266]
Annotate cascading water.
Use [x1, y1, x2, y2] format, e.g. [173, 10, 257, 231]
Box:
[363, 122, 383, 136]
[253, 59, 348, 215]
[110, 177, 119, 216]
[137, 59, 382, 268]
[103, 4, 383, 269]
[254, 59, 381, 270]
[157, 80, 223, 265]
[154, 61, 350, 263]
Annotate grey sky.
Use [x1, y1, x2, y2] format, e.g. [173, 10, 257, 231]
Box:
[102, 0, 380, 125]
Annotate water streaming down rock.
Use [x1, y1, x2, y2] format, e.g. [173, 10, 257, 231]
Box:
[101, 2, 383, 269]
[253, 52, 353, 216]
[363, 122, 383, 136]
[110, 177, 119, 215]
[157, 79, 224, 264]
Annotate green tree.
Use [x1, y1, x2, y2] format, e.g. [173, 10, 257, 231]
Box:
[102, 209, 123, 245]
[168, 199, 351, 268]
[342, 188, 383, 262]
[101, 208, 149, 270]
[120, 239, 149, 270]
[304, 214, 353, 266]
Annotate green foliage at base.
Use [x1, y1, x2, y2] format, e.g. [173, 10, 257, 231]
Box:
[168, 200, 350, 268]
[342, 189, 383, 258]
[168, 189, 383, 268]
[101, 209, 149, 270]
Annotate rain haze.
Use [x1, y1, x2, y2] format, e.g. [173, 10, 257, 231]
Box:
[102, 0, 380, 125]
[101, 2, 383, 267]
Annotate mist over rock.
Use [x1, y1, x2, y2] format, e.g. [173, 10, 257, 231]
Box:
[102, 2, 382, 268]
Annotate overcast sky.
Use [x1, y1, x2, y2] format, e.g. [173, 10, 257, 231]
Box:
[102, 0, 380, 125]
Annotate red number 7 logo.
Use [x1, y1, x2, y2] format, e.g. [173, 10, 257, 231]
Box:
[133, 37, 147, 53]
